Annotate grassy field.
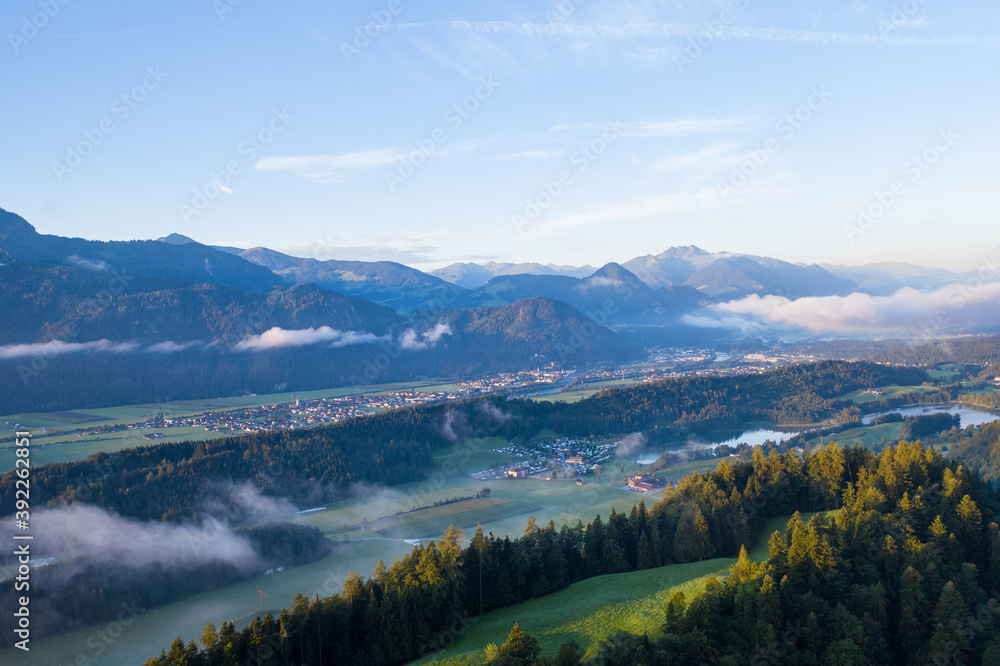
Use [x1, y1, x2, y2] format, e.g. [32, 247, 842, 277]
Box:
[410, 558, 736, 665]
[659, 456, 723, 478]
[297, 474, 644, 541]
[530, 389, 601, 403]
[414, 509, 828, 664]
[371, 497, 540, 538]
[839, 385, 939, 404]
[928, 364, 964, 380]
[530, 378, 647, 404]
[433, 436, 514, 475]
[0, 425, 246, 472]
[803, 422, 905, 449]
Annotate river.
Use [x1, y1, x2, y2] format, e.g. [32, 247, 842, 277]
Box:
[862, 403, 1000, 427]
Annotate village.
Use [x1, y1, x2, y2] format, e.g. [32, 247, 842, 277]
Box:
[61, 368, 568, 441]
[469, 436, 674, 495]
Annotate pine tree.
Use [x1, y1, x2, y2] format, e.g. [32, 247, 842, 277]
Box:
[495, 623, 540, 665]
[602, 528, 630, 574]
[767, 530, 787, 568]
[673, 509, 696, 563]
[989, 522, 1000, 592]
[636, 533, 655, 570]
[199, 622, 217, 651]
[583, 515, 605, 576]
[692, 506, 715, 560]
[664, 591, 687, 633]
[555, 639, 583, 666]
[897, 566, 928, 661]
[956, 495, 983, 562]
[928, 581, 971, 665]
[928, 515, 949, 544]
[729, 545, 756, 586]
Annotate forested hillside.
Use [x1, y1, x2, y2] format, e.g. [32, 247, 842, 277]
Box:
[805, 336, 1000, 367]
[143, 440, 1000, 665]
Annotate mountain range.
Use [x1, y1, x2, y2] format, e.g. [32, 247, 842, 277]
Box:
[4, 205, 997, 411]
[0, 208, 640, 411]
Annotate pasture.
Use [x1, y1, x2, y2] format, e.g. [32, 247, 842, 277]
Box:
[410, 558, 736, 665]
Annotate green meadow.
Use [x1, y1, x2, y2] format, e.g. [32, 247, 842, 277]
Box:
[411, 559, 736, 665]
[839, 384, 939, 404]
[414, 509, 830, 664]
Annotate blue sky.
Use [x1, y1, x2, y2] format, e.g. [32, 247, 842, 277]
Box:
[2, 0, 998, 271]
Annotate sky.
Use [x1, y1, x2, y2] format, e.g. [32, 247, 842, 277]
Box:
[2, 0, 998, 272]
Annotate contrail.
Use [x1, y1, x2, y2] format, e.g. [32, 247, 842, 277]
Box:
[385, 21, 996, 48]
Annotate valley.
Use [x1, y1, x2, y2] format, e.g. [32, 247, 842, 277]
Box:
[3, 356, 999, 663]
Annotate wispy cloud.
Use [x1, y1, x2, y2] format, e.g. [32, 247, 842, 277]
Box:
[592, 116, 756, 139]
[387, 21, 996, 47]
[284, 235, 439, 264]
[0, 340, 140, 359]
[234, 327, 387, 352]
[488, 149, 563, 161]
[688, 283, 1000, 333]
[147, 341, 201, 353]
[255, 149, 405, 180]
[0, 339, 210, 359]
[653, 142, 742, 172]
[515, 188, 723, 242]
[66, 255, 111, 272]
[256, 140, 489, 182]
[399, 321, 453, 350]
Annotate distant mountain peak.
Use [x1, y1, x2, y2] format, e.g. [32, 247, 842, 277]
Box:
[656, 244, 710, 259]
[157, 233, 198, 245]
[588, 262, 646, 287]
[0, 208, 38, 238]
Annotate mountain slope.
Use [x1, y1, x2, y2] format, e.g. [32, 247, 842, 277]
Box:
[432, 261, 596, 289]
[622, 245, 720, 287]
[0, 263, 638, 411]
[0, 208, 280, 292]
[459, 263, 708, 324]
[821, 261, 1000, 295]
[0, 261, 400, 344]
[683, 255, 858, 299]
[440, 296, 641, 365]
[239, 247, 465, 312]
